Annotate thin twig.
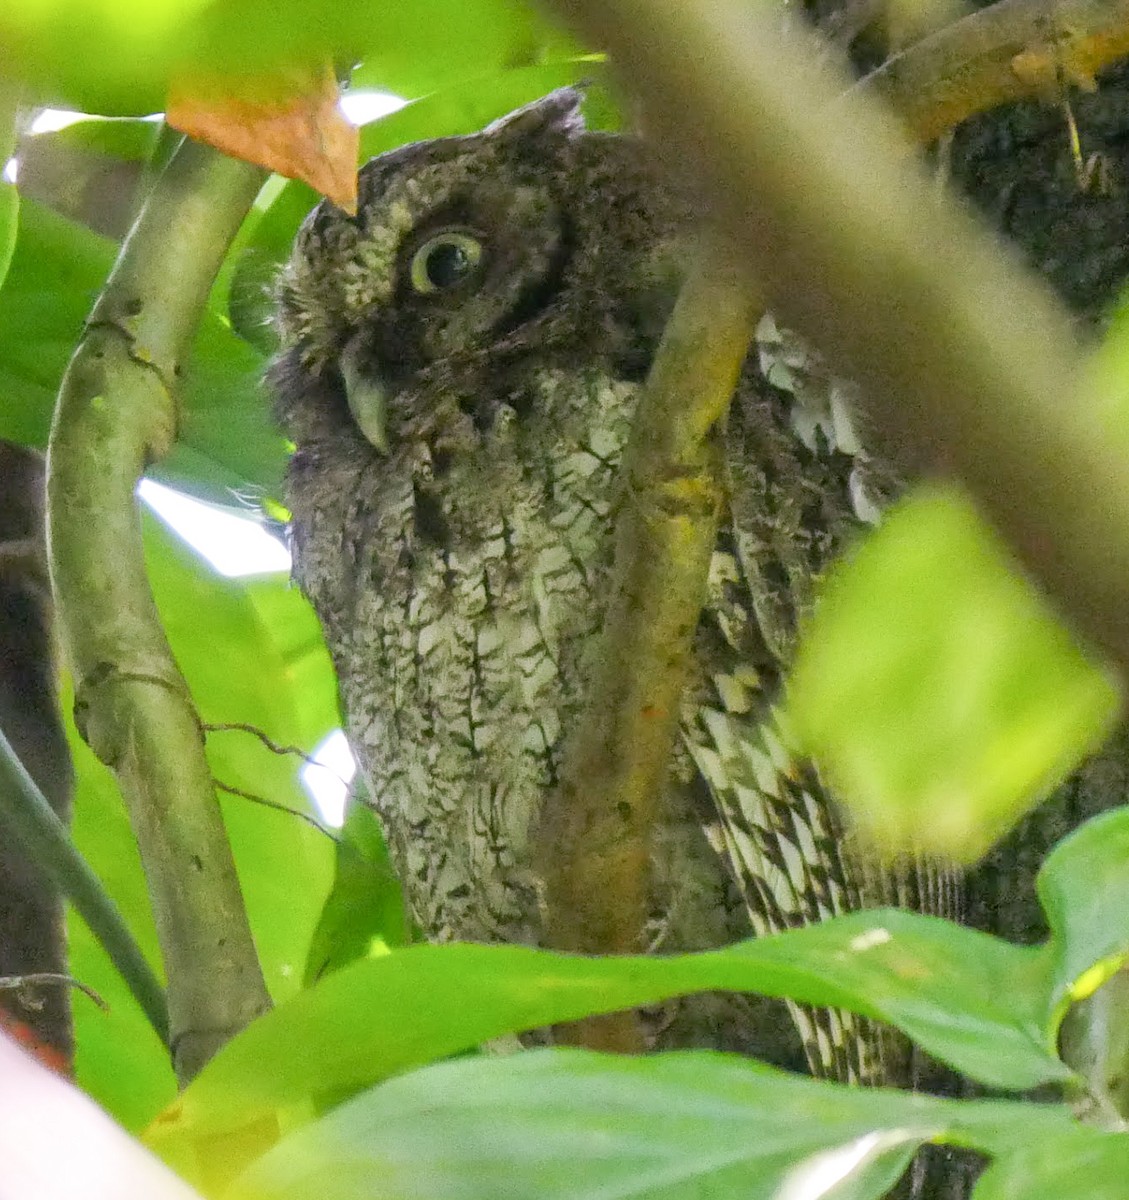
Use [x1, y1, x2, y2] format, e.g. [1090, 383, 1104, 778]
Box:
[0, 726, 166, 1040]
[0, 973, 109, 1012]
[203, 721, 323, 770]
[214, 780, 340, 844]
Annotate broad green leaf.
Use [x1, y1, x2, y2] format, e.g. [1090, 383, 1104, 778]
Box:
[148, 907, 1061, 1156]
[1038, 805, 1129, 1014]
[972, 1131, 1129, 1200]
[66, 700, 176, 1132]
[38, 114, 163, 164]
[204, 0, 569, 102]
[789, 483, 1120, 861]
[303, 797, 410, 988]
[0, 200, 110, 449]
[0, 83, 19, 292]
[1088, 281, 1129, 444]
[171, 312, 281, 497]
[0, 185, 19, 296]
[354, 64, 617, 159]
[230, 1050, 1100, 1200]
[4, 0, 571, 117]
[0, 197, 280, 497]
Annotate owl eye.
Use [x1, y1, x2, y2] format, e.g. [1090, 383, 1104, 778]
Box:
[409, 231, 483, 294]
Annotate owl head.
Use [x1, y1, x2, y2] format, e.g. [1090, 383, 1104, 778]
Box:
[271, 89, 688, 458]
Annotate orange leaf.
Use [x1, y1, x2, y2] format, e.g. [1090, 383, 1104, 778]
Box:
[168, 62, 357, 213]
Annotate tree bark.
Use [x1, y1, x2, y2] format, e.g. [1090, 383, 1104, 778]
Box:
[0, 440, 73, 1071]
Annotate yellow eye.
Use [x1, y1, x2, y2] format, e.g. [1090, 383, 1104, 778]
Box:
[409, 231, 483, 294]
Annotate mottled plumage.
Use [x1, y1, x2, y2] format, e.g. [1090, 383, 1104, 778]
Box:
[270, 90, 943, 1081]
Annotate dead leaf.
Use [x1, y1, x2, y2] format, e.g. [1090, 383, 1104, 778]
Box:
[168, 62, 357, 212]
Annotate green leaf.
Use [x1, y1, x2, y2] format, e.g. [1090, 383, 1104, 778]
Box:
[0, 199, 112, 450]
[223, 0, 568, 101]
[1038, 805, 1129, 1015]
[788, 483, 1121, 861]
[4, 0, 573, 117]
[0, 184, 21, 295]
[354, 63, 617, 159]
[39, 115, 164, 164]
[0, 197, 280, 497]
[66, 688, 176, 1132]
[169, 310, 282, 497]
[229, 1050, 1100, 1200]
[0, 82, 19, 293]
[972, 1131, 1129, 1200]
[303, 796, 410, 988]
[148, 907, 1063, 1156]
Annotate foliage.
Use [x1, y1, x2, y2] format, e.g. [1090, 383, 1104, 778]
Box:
[790, 485, 1121, 861]
[3, 1, 1129, 1198]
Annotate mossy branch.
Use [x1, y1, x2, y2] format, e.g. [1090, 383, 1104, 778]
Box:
[539, 258, 759, 1051]
[47, 136, 269, 1084]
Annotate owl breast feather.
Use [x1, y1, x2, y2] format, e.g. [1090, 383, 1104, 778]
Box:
[299, 365, 634, 944]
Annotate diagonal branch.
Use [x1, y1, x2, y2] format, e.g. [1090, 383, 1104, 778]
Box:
[538, 257, 759, 1051]
[536, 0, 1129, 1060]
[47, 136, 270, 1084]
[860, 0, 1129, 143]
[0, 726, 166, 1042]
[547, 0, 1129, 687]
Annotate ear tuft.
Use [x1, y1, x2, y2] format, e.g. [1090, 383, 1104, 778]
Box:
[486, 88, 586, 142]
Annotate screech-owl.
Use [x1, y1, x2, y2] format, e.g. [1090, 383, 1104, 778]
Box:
[270, 89, 938, 1082]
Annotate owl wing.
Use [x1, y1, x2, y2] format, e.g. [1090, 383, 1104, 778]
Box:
[684, 330, 962, 1085]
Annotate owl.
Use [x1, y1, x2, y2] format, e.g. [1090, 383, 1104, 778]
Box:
[270, 89, 943, 1084]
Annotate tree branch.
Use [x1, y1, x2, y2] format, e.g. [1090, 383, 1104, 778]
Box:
[545, 0, 1129, 687]
[0, 726, 166, 1041]
[47, 136, 269, 1084]
[539, 258, 759, 1051]
[860, 0, 1129, 143]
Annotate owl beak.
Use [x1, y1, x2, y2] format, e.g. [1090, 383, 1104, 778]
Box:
[342, 356, 389, 454]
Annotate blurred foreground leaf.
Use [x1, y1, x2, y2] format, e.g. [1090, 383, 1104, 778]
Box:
[3, 0, 568, 119]
[229, 1050, 1116, 1200]
[789, 483, 1120, 861]
[972, 1130, 1129, 1200]
[168, 64, 358, 210]
[151, 804, 1129, 1158]
[0, 84, 19, 292]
